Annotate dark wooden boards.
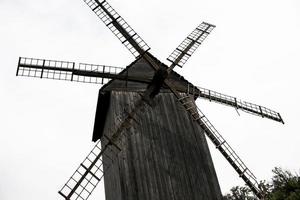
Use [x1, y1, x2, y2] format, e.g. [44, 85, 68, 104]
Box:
[101, 91, 222, 200]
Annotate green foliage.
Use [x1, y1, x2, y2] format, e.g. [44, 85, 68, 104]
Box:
[222, 186, 256, 200]
[268, 167, 300, 200]
[223, 167, 300, 200]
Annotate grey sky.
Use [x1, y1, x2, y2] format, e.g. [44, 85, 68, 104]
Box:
[1, 0, 299, 199]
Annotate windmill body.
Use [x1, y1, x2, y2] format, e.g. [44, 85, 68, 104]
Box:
[16, 0, 284, 199]
[93, 56, 222, 200]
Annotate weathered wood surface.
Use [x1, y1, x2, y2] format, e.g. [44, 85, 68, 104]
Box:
[100, 91, 222, 200]
[92, 54, 222, 199]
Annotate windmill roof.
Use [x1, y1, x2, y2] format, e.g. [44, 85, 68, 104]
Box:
[92, 52, 200, 142]
[99, 52, 197, 93]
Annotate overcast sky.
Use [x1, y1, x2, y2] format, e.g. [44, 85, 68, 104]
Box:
[1, 0, 300, 199]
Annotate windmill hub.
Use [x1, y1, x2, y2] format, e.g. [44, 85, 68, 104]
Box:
[145, 67, 168, 99]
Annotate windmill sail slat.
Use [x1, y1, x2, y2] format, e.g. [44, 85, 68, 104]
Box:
[58, 136, 121, 200]
[83, 0, 150, 57]
[175, 93, 264, 199]
[59, 96, 144, 200]
[192, 86, 284, 123]
[167, 22, 215, 68]
[17, 57, 123, 85]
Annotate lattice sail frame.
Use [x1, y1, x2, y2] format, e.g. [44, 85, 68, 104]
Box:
[17, 57, 123, 85]
[167, 22, 215, 68]
[177, 94, 264, 198]
[185, 84, 284, 123]
[58, 95, 144, 200]
[17, 57, 283, 124]
[83, 0, 150, 57]
[58, 136, 121, 200]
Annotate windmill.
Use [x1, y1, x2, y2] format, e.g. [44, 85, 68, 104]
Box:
[16, 0, 284, 199]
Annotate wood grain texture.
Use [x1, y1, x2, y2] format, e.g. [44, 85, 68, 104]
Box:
[93, 54, 222, 200]
[100, 91, 222, 200]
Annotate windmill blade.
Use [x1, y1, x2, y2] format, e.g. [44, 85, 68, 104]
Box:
[17, 57, 124, 85]
[83, 0, 150, 57]
[163, 81, 264, 199]
[59, 96, 148, 200]
[167, 22, 215, 69]
[58, 135, 121, 200]
[191, 85, 284, 123]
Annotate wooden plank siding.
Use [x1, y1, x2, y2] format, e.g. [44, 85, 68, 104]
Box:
[100, 91, 222, 200]
[92, 54, 222, 199]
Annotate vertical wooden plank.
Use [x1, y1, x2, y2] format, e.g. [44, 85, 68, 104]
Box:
[102, 91, 222, 200]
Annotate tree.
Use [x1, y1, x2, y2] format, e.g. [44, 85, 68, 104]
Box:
[223, 167, 300, 200]
[267, 167, 300, 200]
[222, 185, 256, 200]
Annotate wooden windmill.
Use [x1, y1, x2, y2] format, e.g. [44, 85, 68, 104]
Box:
[16, 0, 284, 199]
